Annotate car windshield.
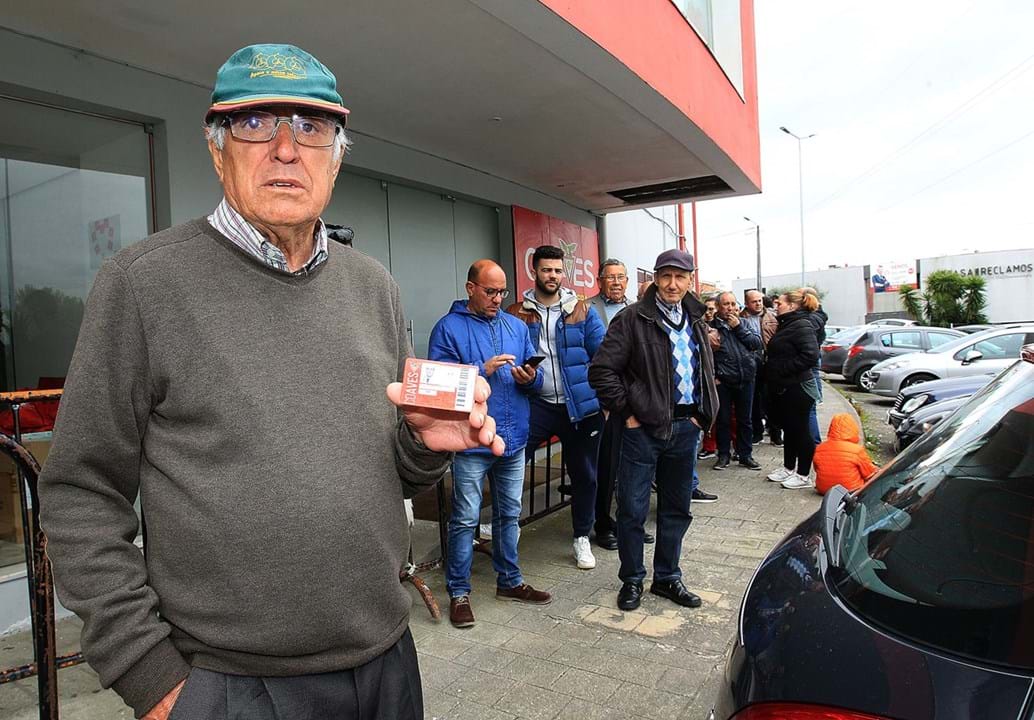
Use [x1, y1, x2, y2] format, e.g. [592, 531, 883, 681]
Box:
[832, 358, 1034, 670]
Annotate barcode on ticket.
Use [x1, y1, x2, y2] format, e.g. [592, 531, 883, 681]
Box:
[401, 358, 479, 413]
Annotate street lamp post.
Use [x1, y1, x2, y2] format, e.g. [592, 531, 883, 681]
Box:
[744, 216, 761, 291]
[780, 126, 815, 286]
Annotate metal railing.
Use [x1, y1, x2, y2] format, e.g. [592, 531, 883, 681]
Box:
[0, 389, 80, 720]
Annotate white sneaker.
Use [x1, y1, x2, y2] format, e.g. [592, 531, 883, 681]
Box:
[767, 466, 794, 482]
[573, 536, 596, 569]
[781, 473, 815, 490]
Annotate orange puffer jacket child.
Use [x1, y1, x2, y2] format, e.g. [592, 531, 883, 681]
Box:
[813, 413, 877, 494]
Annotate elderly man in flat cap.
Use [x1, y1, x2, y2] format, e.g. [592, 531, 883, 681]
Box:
[588, 249, 718, 613]
[39, 44, 503, 720]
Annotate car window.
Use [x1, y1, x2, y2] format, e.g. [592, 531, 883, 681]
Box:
[832, 359, 1034, 669]
[889, 331, 922, 349]
[927, 332, 958, 349]
[879, 334, 892, 347]
[974, 333, 1025, 358]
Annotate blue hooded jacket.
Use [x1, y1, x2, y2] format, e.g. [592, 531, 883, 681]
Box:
[428, 300, 543, 456]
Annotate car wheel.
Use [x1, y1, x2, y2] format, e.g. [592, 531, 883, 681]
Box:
[901, 373, 937, 390]
[853, 366, 874, 390]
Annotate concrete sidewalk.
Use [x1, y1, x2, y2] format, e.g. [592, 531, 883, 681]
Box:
[0, 384, 854, 720]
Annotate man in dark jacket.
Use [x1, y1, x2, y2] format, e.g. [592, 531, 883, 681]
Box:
[711, 291, 762, 470]
[429, 260, 551, 628]
[588, 249, 719, 612]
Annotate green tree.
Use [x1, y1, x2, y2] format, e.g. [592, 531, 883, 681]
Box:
[898, 270, 988, 327]
[12, 285, 85, 388]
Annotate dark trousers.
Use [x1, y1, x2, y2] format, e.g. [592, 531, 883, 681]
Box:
[715, 380, 754, 460]
[616, 419, 701, 584]
[169, 629, 422, 720]
[767, 382, 816, 476]
[751, 365, 767, 438]
[594, 413, 623, 536]
[525, 397, 602, 538]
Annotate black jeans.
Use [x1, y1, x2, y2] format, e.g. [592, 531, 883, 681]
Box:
[594, 412, 623, 536]
[168, 629, 422, 720]
[525, 398, 602, 538]
[751, 364, 766, 437]
[767, 382, 816, 475]
[615, 419, 700, 584]
[715, 379, 754, 460]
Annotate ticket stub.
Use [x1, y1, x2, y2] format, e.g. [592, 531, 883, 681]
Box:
[401, 358, 479, 413]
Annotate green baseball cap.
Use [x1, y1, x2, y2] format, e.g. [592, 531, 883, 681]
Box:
[205, 44, 349, 122]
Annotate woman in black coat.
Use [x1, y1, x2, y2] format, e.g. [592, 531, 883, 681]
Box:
[764, 289, 821, 489]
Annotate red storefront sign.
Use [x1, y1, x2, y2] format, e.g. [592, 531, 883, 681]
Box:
[512, 206, 599, 300]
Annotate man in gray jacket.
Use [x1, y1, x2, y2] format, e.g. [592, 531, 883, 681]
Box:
[39, 43, 502, 720]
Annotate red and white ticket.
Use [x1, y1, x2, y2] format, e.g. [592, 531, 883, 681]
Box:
[401, 358, 479, 413]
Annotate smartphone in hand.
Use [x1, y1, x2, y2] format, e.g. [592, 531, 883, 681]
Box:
[525, 355, 547, 368]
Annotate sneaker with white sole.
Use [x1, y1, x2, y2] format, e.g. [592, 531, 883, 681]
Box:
[767, 466, 794, 482]
[781, 473, 815, 490]
[573, 536, 596, 569]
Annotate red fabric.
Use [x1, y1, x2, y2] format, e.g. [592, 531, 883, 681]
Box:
[0, 400, 59, 433]
[813, 413, 877, 494]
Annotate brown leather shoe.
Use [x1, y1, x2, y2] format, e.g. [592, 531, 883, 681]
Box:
[449, 596, 476, 628]
[496, 583, 552, 605]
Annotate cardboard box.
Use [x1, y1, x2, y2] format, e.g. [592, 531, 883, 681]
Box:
[0, 439, 50, 544]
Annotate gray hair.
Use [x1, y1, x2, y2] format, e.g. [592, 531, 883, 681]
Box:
[598, 258, 626, 277]
[205, 115, 352, 162]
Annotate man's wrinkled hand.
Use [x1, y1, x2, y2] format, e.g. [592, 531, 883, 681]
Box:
[386, 376, 506, 456]
[142, 679, 185, 720]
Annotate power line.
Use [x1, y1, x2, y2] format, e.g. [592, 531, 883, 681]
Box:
[808, 49, 1034, 213]
[875, 126, 1034, 215]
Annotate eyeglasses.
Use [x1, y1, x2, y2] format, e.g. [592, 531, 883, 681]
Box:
[224, 111, 340, 147]
[472, 282, 510, 299]
[602, 274, 627, 282]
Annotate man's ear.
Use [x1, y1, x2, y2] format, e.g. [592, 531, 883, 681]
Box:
[207, 140, 225, 183]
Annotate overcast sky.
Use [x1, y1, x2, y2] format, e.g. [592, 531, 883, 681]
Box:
[694, 0, 1034, 289]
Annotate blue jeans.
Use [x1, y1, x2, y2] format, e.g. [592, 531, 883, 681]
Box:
[446, 451, 525, 597]
[616, 420, 701, 585]
[716, 379, 754, 459]
[808, 367, 822, 445]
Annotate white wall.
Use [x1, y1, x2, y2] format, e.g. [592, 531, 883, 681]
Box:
[733, 266, 869, 326]
[919, 248, 1034, 323]
[603, 206, 681, 289]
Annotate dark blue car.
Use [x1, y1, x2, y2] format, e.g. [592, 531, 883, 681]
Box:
[712, 345, 1034, 720]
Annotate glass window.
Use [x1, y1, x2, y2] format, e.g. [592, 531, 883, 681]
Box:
[0, 96, 153, 571]
[927, 332, 959, 349]
[888, 331, 923, 349]
[879, 334, 892, 347]
[956, 333, 1026, 361]
[832, 359, 1034, 669]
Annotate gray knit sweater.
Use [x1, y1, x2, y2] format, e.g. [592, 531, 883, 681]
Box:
[38, 219, 451, 717]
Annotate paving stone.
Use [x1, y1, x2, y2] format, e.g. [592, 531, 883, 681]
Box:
[425, 688, 462, 719]
[445, 619, 519, 647]
[417, 629, 478, 660]
[550, 666, 624, 703]
[607, 682, 691, 720]
[421, 659, 471, 691]
[654, 664, 713, 697]
[499, 654, 569, 689]
[501, 631, 565, 659]
[453, 643, 520, 674]
[553, 697, 631, 720]
[494, 682, 572, 720]
[442, 699, 517, 720]
[445, 667, 517, 706]
[593, 631, 658, 659]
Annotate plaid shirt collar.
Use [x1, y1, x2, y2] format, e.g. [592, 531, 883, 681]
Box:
[208, 198, 329, 275]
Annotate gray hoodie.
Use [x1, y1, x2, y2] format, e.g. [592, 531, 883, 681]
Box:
[521, 287, 579, 404]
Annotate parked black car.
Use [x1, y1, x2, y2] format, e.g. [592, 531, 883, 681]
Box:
[893, 395, 967, 451]
[712, 345, 1034, 720]
[886, 373, 994, 428]
[819, 326, 865, 375]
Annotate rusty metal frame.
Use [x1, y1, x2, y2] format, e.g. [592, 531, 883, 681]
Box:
[0, 388, 80, 720]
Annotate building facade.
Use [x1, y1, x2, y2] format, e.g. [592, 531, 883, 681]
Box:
[0, 1, 761, 630]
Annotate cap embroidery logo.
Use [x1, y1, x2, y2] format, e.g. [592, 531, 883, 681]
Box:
[249, 52, 307, 81]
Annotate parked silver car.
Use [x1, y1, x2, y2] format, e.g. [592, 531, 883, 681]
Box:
[867, 324, 1034, 396]
[842, 326, 964, 389]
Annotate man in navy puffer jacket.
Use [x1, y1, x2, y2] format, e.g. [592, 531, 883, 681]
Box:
[506, 245, 606, 572]
[429, 260, 551, 629]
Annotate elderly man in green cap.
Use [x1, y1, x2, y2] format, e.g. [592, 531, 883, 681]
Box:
[39, 44, 503, 720]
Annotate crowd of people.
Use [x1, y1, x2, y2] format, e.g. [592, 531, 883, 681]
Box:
[34, 42, 858, 720]
[426, 245, 837, 624]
